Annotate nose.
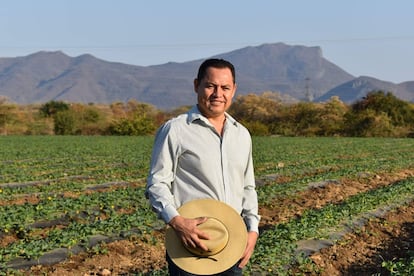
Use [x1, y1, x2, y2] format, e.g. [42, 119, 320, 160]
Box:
[213, 86, 223, 97]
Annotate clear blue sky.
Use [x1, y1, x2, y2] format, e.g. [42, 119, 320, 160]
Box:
[1, 0, 413, 83]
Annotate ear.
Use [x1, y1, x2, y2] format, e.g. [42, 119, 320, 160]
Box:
[230, 83, 237, 98]
[193, 78, 199, 94]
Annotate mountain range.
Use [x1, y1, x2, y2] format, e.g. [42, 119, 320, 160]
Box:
[0, 43, 413, 110]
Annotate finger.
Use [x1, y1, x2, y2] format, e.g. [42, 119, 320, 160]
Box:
[184, 235, 208, 251]
[195, 216, 208, 225]
[196, 229, 210, 240]
[238, 252, 250, 268]
[194, 217, 210, 240]
[194, 239, 209, 252]
[238, 257, 248, 268]
[189, 230, 209, 251]
[186, 237, 197, 248]
[238, 244, 254, 268]
[181, 233, 197, 249]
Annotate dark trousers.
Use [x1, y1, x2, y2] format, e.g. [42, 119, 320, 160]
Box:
[166, 254, 242, 276]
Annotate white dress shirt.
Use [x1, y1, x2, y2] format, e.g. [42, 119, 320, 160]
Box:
[146, 105, 260, 233]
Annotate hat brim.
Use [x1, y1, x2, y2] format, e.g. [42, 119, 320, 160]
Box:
[165, 198, 247, 275]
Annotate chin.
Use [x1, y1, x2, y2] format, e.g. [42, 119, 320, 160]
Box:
[208, 106, 225, 112]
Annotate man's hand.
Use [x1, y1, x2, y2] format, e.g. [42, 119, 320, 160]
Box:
[169, 215, 210, 251]
[238, 231, 258, 268]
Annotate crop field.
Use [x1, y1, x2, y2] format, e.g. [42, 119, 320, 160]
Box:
[0, 136, 413, 275]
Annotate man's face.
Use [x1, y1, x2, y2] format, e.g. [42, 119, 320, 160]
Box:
[194, 67, 236, 119]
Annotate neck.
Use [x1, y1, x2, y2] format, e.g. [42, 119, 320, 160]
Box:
[208, 115, 226, 135]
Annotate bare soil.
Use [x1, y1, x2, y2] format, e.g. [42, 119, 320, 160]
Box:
[309, 200, 414, 275]
[13, 170, 414, 275]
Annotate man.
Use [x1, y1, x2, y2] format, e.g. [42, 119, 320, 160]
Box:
[146, 58, 260, 275]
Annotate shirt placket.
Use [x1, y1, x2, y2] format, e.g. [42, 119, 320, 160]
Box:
[220, 125, 231, 203]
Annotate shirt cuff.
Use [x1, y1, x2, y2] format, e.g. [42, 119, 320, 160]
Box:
[244, 216, 260, 234]
[161, 204, 180, 224]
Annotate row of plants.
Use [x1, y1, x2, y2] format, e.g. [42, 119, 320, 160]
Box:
[2, 136, 413, 186]
[0, 186, 159, 266]
[0, 136, 413, 274]
[0, 136, 153, 184]
[249, 177, 414, 274]
[0, 186, 146, 233]
[382, 250, 414, 275]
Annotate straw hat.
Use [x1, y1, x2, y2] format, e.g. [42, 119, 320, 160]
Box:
[165, 198, 248, 275]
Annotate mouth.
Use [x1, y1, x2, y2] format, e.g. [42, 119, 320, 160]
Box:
[208, 99, 225, 105]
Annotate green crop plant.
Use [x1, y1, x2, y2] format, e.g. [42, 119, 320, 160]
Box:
[1, 136, 414, 273]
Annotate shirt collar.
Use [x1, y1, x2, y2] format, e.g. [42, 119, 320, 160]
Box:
[186, 105, 237, 126]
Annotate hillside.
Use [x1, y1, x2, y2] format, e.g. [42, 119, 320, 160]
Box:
[0, 43, 413, 109]
[316, 76, 414, 103]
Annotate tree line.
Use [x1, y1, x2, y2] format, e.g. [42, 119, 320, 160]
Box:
[0, 90, 413, 137]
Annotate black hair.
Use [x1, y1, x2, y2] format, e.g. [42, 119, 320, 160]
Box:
[196, 58, 236, 84]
